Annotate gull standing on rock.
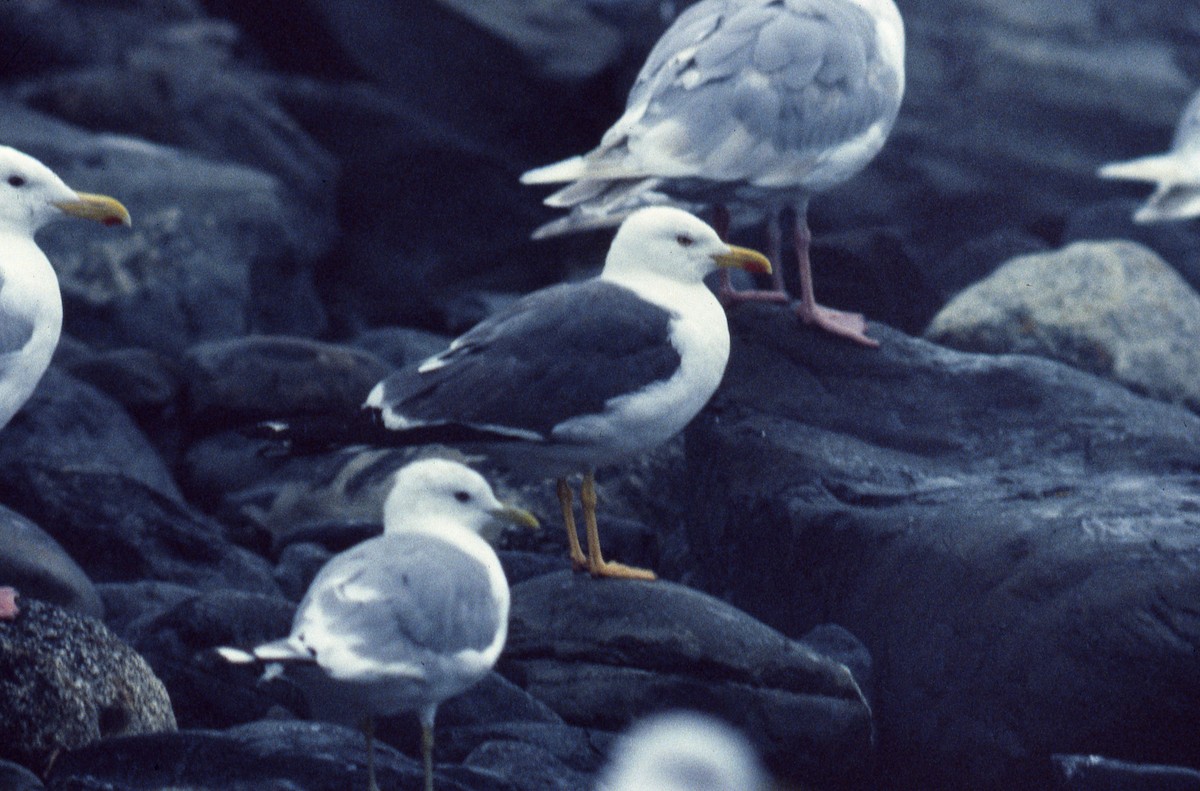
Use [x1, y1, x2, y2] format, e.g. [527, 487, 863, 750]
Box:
[1098, 88, 1200, 224]
[360, 207, 770, 581]
[219, 458, 539, 791]
[0, 146, 131, 429]
[522, 0, 906, 347]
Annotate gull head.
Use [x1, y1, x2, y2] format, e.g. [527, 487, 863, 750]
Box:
[602, 206, 770, 285]
[383, 458, 538, 535]
[598, 711, 768, 791]
[0, 146, 131, 237]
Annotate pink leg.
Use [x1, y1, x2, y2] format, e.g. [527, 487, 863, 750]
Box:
[0, 587, 19, 620]
[792, 211, 878, 347]
[716, 205, 789, 306]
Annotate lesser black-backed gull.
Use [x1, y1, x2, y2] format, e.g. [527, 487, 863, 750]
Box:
[218, 458, 538, 791]
[521, 0, 905, 347]
[0, 146, 131, 429]
[1099, 88, 1200, 223]
[597, 711, 768, 791]
[362, 206, 769, 580]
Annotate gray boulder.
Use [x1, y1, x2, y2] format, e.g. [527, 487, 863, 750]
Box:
[684, 307, 1200, 790]
[501, 571, 874, 788]
[0, 599, 175, 776]
[926, 240, 1200, 411]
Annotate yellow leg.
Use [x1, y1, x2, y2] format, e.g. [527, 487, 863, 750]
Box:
[422, 723, 434, 791]
[557, 477, 588, 571]
[581, 471, 656, 580]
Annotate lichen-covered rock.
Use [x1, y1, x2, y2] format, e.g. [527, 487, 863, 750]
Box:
[0, 599, 175, 775]
[925, 240, 1200, 410]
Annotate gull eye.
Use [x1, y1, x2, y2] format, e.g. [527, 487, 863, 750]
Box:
[675, 234, 694, 247]
[453, 490, 471, 503]
[7, 175, 26, 188]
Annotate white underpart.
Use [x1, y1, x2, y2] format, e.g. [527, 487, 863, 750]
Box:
[551, 269, 729, 457]
[0, 231, 62, 429]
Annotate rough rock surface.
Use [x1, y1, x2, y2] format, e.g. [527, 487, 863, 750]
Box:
[685, 307, 1200, 790]
[926, 240, 1200, 410]
[502, 571, 874, 787]
[0, 0, 1197, 788]
[0, 600, 176, 776]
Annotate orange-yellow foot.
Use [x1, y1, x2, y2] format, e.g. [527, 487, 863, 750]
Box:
[569, 552, 590, 573]
[797, 302, 879, 348]
[587, 559, 657, 581]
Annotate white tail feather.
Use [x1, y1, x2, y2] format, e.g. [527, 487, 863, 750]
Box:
[1098, 153, 1192, 185]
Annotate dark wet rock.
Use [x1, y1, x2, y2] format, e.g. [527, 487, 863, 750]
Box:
[1053, 754, 1200, 790]
[182, 438, 412, 551]
[46, 719, 513, 791]
[685, 307, 1200, 790]
[0, 759, 44, 791]
[0, 599, 175, 776]
[53, 344, 186, 465]
[0, 368, 181, 502]
[268, 76, 564, 331]
[99, 581, 202, 644]
[351, 325, 451, 368]
[501, 571, 873, 788]
[923, 228, 1052, 304]
[463, 738, 595, 791]
[0, 0, 206, 77]
[0, 465, 278, 596]
[0, 504, 103, 619]
[272, 541, 332, 602]
[926, 240, 1200, 410]
[14, 28, 340, 267]
[0, 98, 331, 353]
[123, 589, 298, 729]
[181, 335, 390, 431]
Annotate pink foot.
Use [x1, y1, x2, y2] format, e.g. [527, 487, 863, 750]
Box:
[796, 303, 880, 348]
[718, 285, 791, 308]
[0, 587, 20, 620]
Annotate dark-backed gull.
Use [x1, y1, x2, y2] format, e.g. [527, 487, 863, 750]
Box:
[362, 206, 769, 580]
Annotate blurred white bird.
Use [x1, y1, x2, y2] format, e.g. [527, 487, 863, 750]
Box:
[597, 711, 769, 791]
[1098, 89, 1200, 224]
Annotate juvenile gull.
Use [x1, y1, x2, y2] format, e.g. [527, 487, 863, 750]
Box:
[522, 0, 906, 347]
[0, 146, 131, 429]
[1098, 88, 1200, 223]
[597, 711, 768, 791]
[218, 458, 538, 791]
[362, 206, 769, 580]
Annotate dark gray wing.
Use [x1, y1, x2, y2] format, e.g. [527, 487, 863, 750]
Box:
[626, 0, 901, 173]
[297, 533, 501, 659]
[369, 280, 681, 438]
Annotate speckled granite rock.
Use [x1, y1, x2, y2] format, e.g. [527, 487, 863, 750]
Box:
[0, 599, 175, 775]
[926, 240, 1200, 410]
